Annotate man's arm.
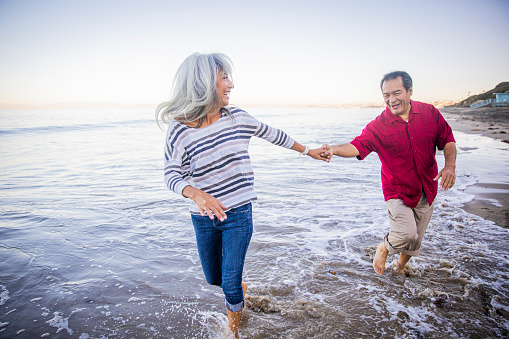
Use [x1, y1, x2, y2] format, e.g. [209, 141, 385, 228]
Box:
[434, 142, 456, 190]
[321, 143, 360, 162]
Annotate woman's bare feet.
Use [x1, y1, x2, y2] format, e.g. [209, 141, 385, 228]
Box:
[242, 282, 248, 297]
[226, 282, 248, 338]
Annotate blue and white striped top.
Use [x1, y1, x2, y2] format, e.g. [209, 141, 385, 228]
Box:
[164, 107, 295, 214]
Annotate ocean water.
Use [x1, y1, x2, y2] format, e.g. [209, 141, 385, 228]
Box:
[0, 107, 508, 338]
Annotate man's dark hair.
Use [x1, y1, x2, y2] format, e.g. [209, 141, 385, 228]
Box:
[380, 71, 413, 92]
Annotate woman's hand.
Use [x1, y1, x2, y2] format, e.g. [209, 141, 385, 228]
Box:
[307, 147, 330, 162]
[182, 186, 227, 221]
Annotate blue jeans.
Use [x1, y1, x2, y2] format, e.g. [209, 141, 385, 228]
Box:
[191, 203, 253, 312]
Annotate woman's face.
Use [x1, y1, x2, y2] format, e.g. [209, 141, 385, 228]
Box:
[216, 70, 234, 107]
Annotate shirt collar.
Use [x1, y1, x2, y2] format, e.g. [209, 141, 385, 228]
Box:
[383, 107, 400, 124]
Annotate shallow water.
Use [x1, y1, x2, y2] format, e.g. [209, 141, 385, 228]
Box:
[0, 107, 508, 338]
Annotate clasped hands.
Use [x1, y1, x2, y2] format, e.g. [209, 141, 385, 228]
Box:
[306, 145, 333, 162]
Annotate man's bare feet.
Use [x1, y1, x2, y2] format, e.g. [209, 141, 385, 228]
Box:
[395, 264, 407, 276]
[396, 253, 412, 277]
[373, 242, 389, 276]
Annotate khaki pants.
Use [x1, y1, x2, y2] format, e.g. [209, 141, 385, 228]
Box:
[384, 193, 435, 257]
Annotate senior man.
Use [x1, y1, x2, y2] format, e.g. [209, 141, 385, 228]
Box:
[323, 71, 457, 276]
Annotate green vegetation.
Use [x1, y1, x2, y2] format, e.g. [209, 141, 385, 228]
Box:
[456, 82, 509, 106]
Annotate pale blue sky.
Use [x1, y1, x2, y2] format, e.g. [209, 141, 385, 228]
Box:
[0, 0, 508, 107]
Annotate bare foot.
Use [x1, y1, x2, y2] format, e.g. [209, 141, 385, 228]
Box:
[396, 253, 412, 277]
[227, 282, 247, 338]
[395, 265, 408, 277]
[242, 282, 248, 310]
[373, 243, 388, 276]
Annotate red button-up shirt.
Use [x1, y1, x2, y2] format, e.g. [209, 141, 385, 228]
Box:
[350, 101, 455, 208]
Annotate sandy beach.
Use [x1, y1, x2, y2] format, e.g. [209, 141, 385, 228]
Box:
[441, 106, 509, 228]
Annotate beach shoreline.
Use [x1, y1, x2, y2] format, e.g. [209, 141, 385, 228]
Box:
[441, 106, 509, 228]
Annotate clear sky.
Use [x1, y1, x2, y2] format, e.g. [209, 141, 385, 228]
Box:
[0, 0, 508, 108]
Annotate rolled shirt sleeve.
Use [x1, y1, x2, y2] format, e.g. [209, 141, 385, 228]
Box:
[435, 107, 456, 150]
[350, 123, 377, 161]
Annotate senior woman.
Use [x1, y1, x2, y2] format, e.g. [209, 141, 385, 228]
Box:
[156, 52, 325, 337]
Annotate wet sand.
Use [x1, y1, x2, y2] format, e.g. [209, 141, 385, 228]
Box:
[441, 106, 509, 228]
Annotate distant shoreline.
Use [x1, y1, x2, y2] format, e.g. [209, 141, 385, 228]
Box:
[1, 100, 459, 110]
[441, 106, 509, 228]
[0, 102, 387, 110]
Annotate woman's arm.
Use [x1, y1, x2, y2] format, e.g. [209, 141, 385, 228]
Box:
[244, 110, 327, 161]
[165, 125, 228, 221]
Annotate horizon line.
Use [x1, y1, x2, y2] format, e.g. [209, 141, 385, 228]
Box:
[0, 99, 459, 110]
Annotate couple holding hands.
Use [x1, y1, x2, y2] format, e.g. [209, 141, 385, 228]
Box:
[156, 52, 456, 337]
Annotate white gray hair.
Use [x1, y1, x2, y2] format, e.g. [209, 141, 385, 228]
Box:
[156, 52, 233, 128]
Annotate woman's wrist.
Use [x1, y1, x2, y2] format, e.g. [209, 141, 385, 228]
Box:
[300, 145, 310, 156]
[182, 185, 197, 200]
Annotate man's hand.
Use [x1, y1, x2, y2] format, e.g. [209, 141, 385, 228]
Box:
[434, 165, 456, 190]
[183, 186, 227, 221]
[307, 147, 330, 162]
[320, 144, 333, 162]
[320, 143, 359, 161]
[435, 142, 457, 190]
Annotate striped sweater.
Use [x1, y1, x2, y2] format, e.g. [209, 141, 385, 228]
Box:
[164, 107, 295, 214]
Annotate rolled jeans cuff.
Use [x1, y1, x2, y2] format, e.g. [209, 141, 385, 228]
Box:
[384, 233, 421, 257]
[225, 298, 244, 312]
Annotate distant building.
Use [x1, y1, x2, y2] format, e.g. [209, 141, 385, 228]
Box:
[469, 92, 509, 108]
[492, 93, 509, 106]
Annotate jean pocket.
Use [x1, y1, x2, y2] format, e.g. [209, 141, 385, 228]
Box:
[224, 204, 253, 229]
[227, 203, 251, 216]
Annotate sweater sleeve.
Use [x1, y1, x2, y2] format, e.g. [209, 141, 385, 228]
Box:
[245, 112, 295, 149]
[164, 125, 192, 196]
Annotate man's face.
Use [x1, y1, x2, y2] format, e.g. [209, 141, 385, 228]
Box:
[382, 77, 413, 117]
